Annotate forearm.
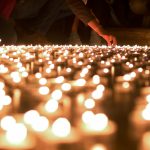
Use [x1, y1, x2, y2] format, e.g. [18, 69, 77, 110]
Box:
[88, 18, 117, 45]
[66, 0, 117, 45]
[87, 18, 106, 36]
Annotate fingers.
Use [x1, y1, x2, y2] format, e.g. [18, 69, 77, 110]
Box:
[101, 34, 117, 46]
[106, 35, 117, 46]
[107, 39, 112, 46]
[112, 36, 117, 45]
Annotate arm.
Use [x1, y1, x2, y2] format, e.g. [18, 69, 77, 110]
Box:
[66, 0, 117, 45]
[88, 18, 117, 45]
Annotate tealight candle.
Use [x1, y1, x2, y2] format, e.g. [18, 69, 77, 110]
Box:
[88, 143, 108, 150]
[139, 131, 150, 150]
[129, 104, 150, 137]
[78, 111, 117, 147]
[36, 117, 81, 150]
[0, 121, 36, 150]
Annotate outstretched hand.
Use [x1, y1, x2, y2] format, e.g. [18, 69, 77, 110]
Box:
[88, 19, 117, 46]
[101, 34, 117, 46]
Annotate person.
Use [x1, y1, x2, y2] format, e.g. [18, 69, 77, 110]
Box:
[13, 0, 73, 44]
[0, 0, 17, 45]
[66, 0, 117, 46]
[13, 0, 117, 45]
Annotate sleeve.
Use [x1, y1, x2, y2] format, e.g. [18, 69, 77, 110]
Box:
[0, 0, 16, 20]
[66, 0, 95, 24]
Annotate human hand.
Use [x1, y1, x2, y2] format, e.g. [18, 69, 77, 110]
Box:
[88, 19, 117, 46]
[101, 34, 117, 46]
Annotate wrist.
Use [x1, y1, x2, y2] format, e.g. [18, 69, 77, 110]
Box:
[88, 19, 105, 36]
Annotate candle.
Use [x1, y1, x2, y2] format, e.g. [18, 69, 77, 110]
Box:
[0, 116, 36, 150]
[139, 131, 150, 150]
[36, 117, 81, 150]
[78, 111, 117, 147]
[129, 104, 150, 141]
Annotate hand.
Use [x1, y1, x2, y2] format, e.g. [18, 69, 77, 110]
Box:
[101, 34, 117, 46]
[88, 19, 117, 46]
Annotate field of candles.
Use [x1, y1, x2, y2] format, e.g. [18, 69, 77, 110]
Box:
[0, 45, 150, 150]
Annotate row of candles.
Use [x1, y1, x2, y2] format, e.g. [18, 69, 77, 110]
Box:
[0, 45, 150, 150]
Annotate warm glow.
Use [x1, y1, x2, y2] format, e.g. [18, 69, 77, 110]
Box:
[35, 73, 42, 78]
[146, 95, 150, 103]
[129, 64, 133, 68]
[61, 83, 71, 91]
[55, 76, 64, 83]
[24, 110, 40, 125]
[142, 132, 150, 149]
[78, 61, 83, 66]
[122, 82, 130, 89]
[0, 116, 16, 131]
[50, 64, 55, 69]
[75, 79, 86, 86]
[10, 71, 20, 78]
[45, 99, 58, 113]
[46, 68, 51, 73]
[81, 68, 89, 74]
[51, 90, 62, 100]
[130, 72, 136, 78]
[82, 111, 95, 124]
[6, 123, 27, 144]
[0, 103, 3, 110]
[142, 108, 150, 120]
[91, 90, 103, 100]
[21, 71, 28, 77]
[39, 78, 47, 85]
[12, 76, 21, 83]
[39, 86, 50, 95]
[31, 116, 49, 132]
[52, 118, 71, 137]
[0, 81, 5, 89]
[96, 84, 105, 92]
[17, 62, 22, 68]
[92, 75, 100, 84]
[82, 113, 108, 131]
[19, 67, 26, 72]
[10, 72, 22, 83]
[84, 99, 95, 109]
[138, 68, 143, 72]
[66, 68, 72, 72]
[91, 113, 108, 131]
[123, 74, 131, 81]
[77, 94, 85, 105]
[0, 65, 8, 73]
[0, 89, 5, 96]
[1, 95, 12, 105]
[79, 52, 84, 58]
[103, 68, 109, 73]
[91, 144, 107, 150]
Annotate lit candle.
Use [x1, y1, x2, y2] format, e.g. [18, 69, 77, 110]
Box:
[0, 116, 36, 150]
[78, 111, 117, 146]
[139, 131, 150, 150]
[36, 117, 81, 150]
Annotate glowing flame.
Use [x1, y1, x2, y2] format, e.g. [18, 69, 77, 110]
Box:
[45, 99, 58, 113]
[39, 86, 50, 95]
[0, 116, 16, 131]
[52, 118, 71, 137]
[84, 99, 95, 109]
[6, 123, 27, 144]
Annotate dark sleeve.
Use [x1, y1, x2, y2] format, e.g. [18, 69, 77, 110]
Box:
[66, 0, 94, 24]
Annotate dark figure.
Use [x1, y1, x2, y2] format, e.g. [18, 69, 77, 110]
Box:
[13, 0, 117, 45]
[13, 0, 73, 44]
[0, 0, 17, 45]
